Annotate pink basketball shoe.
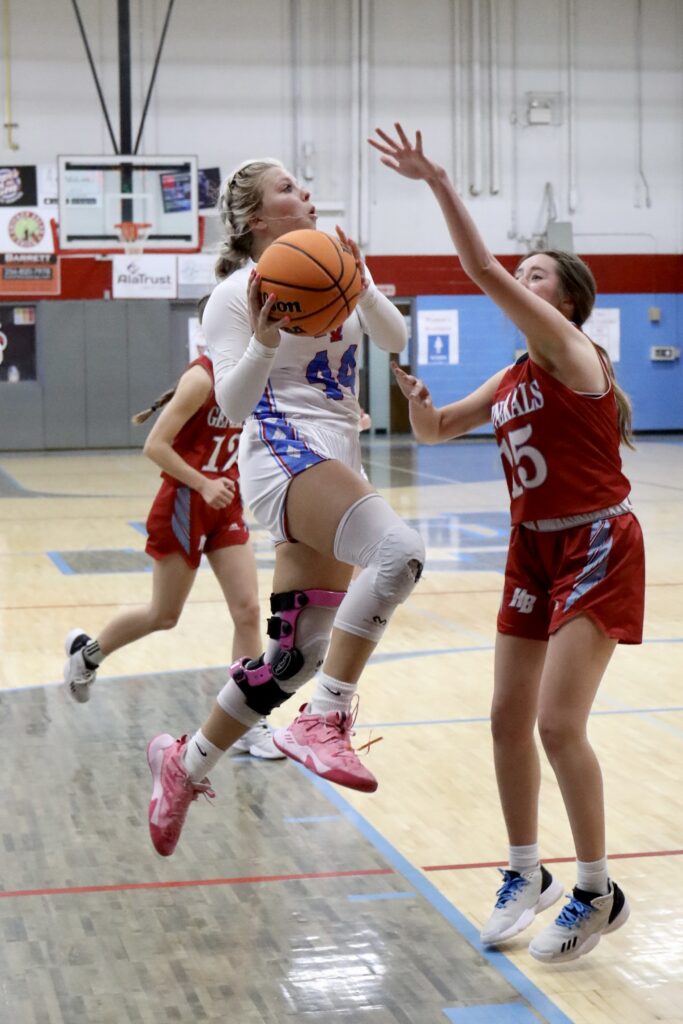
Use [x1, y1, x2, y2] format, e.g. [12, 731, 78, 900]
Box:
[147, 733, 214, 856]
[273, 704, 378, 793]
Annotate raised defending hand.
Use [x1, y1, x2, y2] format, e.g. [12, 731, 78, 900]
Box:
[198, 476, 235, 510]
[368, 124, 442, 183]
[248, 270, 289, 349]
[335, 225, 368, 295]
[391, 361, 433, 408]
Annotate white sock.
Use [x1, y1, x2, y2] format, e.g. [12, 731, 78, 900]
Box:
[509, 843, 540, 874]
[576, 857, 609, 895]
[183, 729, 224, 783]
[307, 673, 357, 716]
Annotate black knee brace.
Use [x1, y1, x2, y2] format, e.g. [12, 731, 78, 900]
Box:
[230, 588, 345, 717]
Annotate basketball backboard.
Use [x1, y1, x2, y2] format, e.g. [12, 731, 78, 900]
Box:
[56, 155, 200, 252]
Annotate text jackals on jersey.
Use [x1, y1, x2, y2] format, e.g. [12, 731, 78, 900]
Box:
[491, 378, 544, 431]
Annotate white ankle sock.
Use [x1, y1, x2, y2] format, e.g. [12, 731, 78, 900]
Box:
[183, 729, 224, 782]
[576, 857, 609, 895]
[509, 843, 540, 874]
[307, 674, 357, 716]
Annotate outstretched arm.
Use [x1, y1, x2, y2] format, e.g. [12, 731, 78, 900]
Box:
[391, 361, 504, 443]
[369, 125, 589, 373]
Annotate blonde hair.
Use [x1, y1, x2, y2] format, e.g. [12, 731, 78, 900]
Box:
[521, 249, 634, 449]
[214, 158, 284, 280]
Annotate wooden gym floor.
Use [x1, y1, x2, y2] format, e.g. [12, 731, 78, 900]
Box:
[0, 436, 681, 1024]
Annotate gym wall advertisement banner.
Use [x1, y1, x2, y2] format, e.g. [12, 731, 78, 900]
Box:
[0, 304, 37, 382]
[0, 166, 38, 207]
[0, 254, 61, 296]
[112, 255, 177, 299]
[0, 207, 54, 254]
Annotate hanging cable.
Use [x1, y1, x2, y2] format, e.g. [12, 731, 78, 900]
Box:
[71, 0, 119, 154]
[133, 0, 176, 154]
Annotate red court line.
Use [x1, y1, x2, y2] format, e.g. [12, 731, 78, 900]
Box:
[0, 867, 393, 900]
[1, 850, 680, 901]
[422, 849, 683, 872]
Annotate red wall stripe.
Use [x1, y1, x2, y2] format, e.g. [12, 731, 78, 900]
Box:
[0, 253, 679, 302]
[365, 253, 683, 297]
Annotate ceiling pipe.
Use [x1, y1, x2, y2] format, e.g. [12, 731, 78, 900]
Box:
[634, 0, 652, 208]
[450, 0, 465, 194]
[566, 0, 578, 213]
[488, 0, 500, 194]
[469, 0, 483, 196]
[2, 0, 18, 149]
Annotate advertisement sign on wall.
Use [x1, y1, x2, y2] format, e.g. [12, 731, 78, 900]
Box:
[0, 166, 38, 206]
[0, 208, 54, 254]
[112, 255, 177, 299]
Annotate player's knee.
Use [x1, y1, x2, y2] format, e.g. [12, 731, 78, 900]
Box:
[273, 634, 329, 687]
[537, 713, 580, 758]
[372, 523, 425, 604]
[490, 703, 535, 748]
[230, 598, 261, 636]
[152, 609, 182, 631]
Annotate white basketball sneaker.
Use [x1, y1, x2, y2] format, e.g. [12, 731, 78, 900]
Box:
[528, 880, 630, 963]
[63, 629, 97, 703]
[231, 719, 286, 760]
[480, 865, 564, 946]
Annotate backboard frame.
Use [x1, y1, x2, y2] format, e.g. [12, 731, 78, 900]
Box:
[56, 155, 201, 253]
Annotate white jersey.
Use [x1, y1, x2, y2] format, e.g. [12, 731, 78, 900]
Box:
[202, 259, 407, 438]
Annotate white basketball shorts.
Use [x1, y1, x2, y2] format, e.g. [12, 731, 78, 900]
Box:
[238, 414, 364, 544]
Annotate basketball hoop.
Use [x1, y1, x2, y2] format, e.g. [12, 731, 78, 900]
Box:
[114, 222, 152, 255]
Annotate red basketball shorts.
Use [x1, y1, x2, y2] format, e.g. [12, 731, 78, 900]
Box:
[497, 512, 645, 644]
[145, 479, 249, 569]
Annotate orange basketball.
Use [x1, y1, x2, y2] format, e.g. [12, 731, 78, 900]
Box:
[255, 229, 363, 337]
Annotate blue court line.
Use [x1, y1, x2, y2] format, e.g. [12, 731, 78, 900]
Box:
[128, 521, 148, 537]
[294, 762, 574, 1024]
[46, 551, 75, 575]
[370, 636, 683, 667]
[46, 548, 153, 575]
[444, 1007, 539, 1023]
[347, 891, 415, 902]
[284, 815, 341, 823]
[353, 705, 683, 731]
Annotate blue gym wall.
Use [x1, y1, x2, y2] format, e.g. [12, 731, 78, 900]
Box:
[415, 293, 683, 433]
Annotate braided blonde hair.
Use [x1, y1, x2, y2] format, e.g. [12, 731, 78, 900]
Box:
[214, 158, 284, 280]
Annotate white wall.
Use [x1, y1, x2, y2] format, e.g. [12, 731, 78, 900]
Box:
[4, 0, 682, 255]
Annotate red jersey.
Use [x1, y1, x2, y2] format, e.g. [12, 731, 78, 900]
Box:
[161, 355, 241, 485]
[491, 353, 630, 525]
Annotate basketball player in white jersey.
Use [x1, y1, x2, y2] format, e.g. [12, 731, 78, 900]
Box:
[146, 158, 425, 856]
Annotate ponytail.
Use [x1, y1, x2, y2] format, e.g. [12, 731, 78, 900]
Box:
[131, 386, 176, 425]
[215, 157, 284, 279]
[595, 343, 635, 450]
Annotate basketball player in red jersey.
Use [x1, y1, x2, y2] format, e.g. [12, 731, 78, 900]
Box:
[63, 353, 284, 760]
[370, 124, 644, 964]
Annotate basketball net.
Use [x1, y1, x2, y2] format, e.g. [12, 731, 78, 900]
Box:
[114, 222, 152, 255]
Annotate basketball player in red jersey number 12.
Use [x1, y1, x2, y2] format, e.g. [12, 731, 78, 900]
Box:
[63, 350, 284, 760]
[369, 124, 645, 965]
[145, 156, 423, 857]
